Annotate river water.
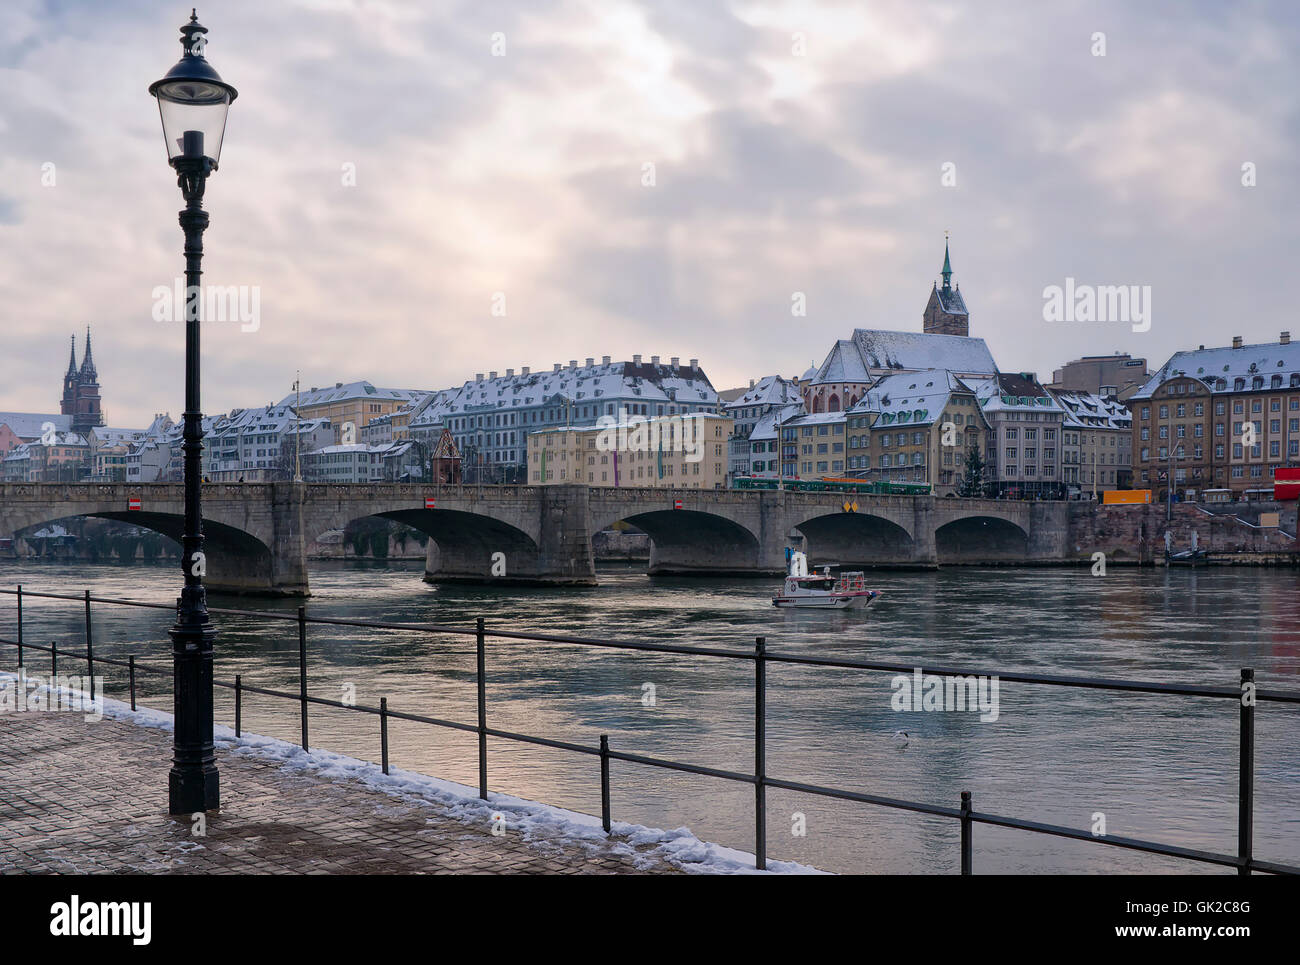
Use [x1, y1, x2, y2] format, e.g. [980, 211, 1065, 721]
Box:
[3, 558, 1298, 874]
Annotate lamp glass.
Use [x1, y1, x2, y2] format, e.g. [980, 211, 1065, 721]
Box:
[154, 80, 231, 164]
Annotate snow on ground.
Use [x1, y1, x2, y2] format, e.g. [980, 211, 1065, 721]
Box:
[1, 671, 824, 875]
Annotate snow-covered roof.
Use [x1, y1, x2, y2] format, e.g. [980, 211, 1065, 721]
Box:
[0, 412, 70, 439]
[1129, 339, 1300, 400]
[723, 375, 802, 410]
[748, 403, 805, 441]
[969, 373, 1063, 414]
[1050, 390, 1131, 430]
[851, 369, 975, 428]
[276, 381, 428, 408]
[410, 360, 717, 427]
[850, 329, 997, 376]
[811, 340, 872, 385]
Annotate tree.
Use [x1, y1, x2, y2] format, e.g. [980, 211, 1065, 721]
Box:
[957, 448, 988, 498]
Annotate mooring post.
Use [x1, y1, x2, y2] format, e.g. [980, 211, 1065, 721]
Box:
[1238, 668, 1254, 876]
[754, 635, 767, 871]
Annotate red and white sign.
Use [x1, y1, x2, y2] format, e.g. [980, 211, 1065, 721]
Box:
[672, 498, 683, 510]
[127, 497, 142, 511]
[424, 497, 437, 509]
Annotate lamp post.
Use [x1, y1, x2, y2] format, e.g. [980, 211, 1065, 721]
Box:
[149, 9, 237, 815]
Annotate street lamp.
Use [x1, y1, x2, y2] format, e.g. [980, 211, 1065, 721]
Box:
[149, 9, 237, 815]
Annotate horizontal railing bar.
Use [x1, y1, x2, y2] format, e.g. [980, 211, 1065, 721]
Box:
[5, 611, 1299, 704]
[766, 776, 964, 818]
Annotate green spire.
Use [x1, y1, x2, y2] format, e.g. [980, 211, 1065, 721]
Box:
[940, 236, 953, 291]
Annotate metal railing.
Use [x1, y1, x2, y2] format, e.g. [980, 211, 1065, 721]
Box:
[2, 583, 1298, 875]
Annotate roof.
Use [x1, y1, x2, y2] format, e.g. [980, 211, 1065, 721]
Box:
[851, 329, 996, 376]
[723, 375, 802, 410]
[0, 412, 71, 439]
[968, 373, 1064, 414]
[410, 360, 717, 427]
[1129, 339, 1300, 400]
[749, 403, 810, 441]
[811, 340, 872, 385]
[277, 381, 428, 409]
[1050, 390, 1131, 430]
[851, 369, 975, 428]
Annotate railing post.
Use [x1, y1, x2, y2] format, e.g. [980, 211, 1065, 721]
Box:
[1238, 667, 1254, 876]
[297, 606, 309, 751]
[600, 734, 611, 834]
[16, 584, 23, 668]
[477, 616, 488, 800]
[234, 673, 242, 737]
[754, 635, 767, 871]
[84, 589, 94, 701]
[960, 790, 973, 875]
[128, 655, 137, 711]
[51, 640, 57, 679]
[380, 696, 390, 775]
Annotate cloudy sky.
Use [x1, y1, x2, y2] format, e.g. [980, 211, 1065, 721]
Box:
[1, 0, 1296, 427]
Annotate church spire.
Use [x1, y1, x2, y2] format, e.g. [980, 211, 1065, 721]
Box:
[79, 326, 97, 379]
[66, 335, 78, 378]
[940, 233, 953, 292]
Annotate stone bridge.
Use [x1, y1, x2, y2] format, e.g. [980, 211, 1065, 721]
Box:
[0, 482, 1068, 596]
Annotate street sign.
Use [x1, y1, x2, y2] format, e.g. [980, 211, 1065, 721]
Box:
[672, 498, 683, 510]
[127, 497, 142, 511]
[425, 497, 436, 509]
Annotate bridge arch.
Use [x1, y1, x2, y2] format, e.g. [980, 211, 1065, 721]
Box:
[793, 511, 915, 566]
[306, 507, 549, 584]
[12, 509, 279, 594]
[935, 514, 1029, 563]
[592, 508, 762, 575]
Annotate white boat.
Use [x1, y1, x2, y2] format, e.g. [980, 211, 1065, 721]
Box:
[772, 551, 880, 609]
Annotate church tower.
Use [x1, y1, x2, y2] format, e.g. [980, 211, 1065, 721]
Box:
[60, 335, 78, 420]
[922, 236, 970, 337]
[60, 328, 105, 435]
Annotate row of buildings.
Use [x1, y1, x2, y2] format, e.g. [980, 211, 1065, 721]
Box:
[4, 244, 1298, 500]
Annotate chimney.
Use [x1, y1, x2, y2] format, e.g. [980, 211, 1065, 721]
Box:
[671, 357, 680, 369]
[633, 354, 642, 364]
[335, 382, 343, 388]
[602, 355, 611, 365]
[1282, 331, 1291, 345]
[522, 366, 530, 375]
[489, 371, 497, 379]
[506, 368, 514, 377]
[476, 373, 484, 382]
[689, 358, 699, 370]
[553, 363, 561, 373]
[585, 357, 594, 367]
[1198, 345, 1204, 350]
[651, 355, 660, 365]
[749, 378, 755, 388]
[1232, 336, 1243, 349]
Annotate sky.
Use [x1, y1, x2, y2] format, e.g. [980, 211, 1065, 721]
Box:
[1, 0, 1296, 427]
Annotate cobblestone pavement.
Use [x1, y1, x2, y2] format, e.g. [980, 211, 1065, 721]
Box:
[0, 712, 677, 874]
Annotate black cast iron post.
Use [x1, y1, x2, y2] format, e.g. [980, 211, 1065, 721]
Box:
[150, 10, 237, 814]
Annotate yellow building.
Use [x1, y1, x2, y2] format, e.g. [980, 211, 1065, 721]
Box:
[279, 381, 427, 445]
[528, 414, 732, 489]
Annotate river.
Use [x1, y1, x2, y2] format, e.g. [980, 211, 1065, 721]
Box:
[3, 558, 1298, 874]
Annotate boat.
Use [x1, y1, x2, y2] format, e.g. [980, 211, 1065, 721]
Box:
[1163, 530, 1208, 566]
[772, 550, 880, 609]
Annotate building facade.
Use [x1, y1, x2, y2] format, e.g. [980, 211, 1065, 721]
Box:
[1128, 333, 1300, 500]
[527, 413, 731, 489]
